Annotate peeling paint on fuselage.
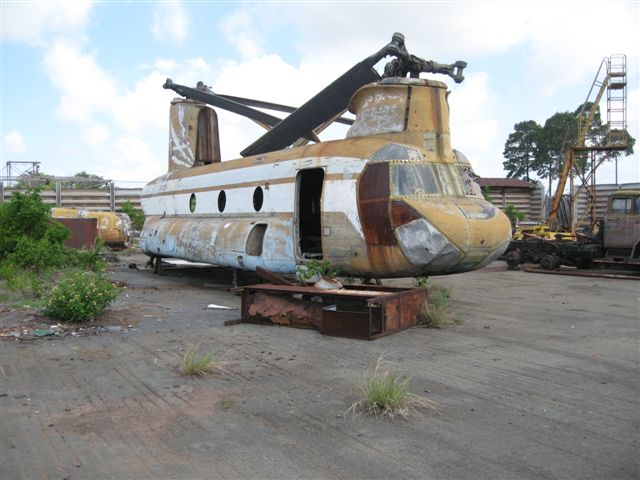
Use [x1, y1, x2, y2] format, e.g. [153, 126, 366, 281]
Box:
[141, 79, 512, 277]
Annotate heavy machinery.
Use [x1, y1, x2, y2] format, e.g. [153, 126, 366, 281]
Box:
[503, 55, 638, 273]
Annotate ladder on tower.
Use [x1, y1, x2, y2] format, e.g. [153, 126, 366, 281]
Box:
[605, 54, 627, 148]
[549, 55, 629, 234]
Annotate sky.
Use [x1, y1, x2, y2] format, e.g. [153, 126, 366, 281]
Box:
[1, 0, 638, 190]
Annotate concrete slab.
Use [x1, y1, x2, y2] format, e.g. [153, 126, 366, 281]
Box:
[1, 257, 638, 479]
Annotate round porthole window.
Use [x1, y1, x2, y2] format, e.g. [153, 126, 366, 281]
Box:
[189, 193, 196, 213]
[218, 190, 226, 212]
[253, 186, 263, 212]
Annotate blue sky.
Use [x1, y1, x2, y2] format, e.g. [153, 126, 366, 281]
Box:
[1, 1, 638, 189]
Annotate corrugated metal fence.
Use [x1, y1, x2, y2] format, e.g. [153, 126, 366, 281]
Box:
[478, 182, 638, 224]
[2, 181, 637, 222]
[483, 185, 545, 222]
[1, 184, 142, 211]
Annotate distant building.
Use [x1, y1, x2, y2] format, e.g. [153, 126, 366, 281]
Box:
[479, 178, 640, 225]
[479, 178, 543, 222]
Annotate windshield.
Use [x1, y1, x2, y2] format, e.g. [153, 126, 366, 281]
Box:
[391, 163, 464, 196]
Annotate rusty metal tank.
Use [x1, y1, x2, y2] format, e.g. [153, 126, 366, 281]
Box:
[51, 208, 131, 248]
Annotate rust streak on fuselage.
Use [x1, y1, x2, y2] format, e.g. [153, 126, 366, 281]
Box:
[140, 78, 512, 278]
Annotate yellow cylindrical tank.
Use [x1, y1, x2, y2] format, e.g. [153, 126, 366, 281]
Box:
[51, 208, 131, 247]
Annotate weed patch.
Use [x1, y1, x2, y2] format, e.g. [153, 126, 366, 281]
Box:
[347, 355, 439, 420]
[418, 284, 462, 328]
[180, 346, 226, 377]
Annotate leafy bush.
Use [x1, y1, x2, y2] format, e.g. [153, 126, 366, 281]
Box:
[120, 200, 145, 230]
[43, 272, 119, 322]
[503, 204, 525, 227]
[0, 190, 55, 260]
[0, 189, 105, 275]
[296, 259, 339, 284]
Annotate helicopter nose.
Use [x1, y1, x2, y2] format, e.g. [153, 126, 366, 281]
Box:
[393, 198, 511, 272]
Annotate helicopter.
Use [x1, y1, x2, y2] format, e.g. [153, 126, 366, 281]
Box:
[139, 33, 511, 278]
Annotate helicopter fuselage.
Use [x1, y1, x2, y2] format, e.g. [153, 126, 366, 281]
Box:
[140, 79, 511, 277]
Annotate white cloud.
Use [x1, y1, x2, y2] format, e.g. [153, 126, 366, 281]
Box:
[43, 41, 118, 123]
[285, 2, 529, 61]
[449, 72, 501, 176]
[151, 2, 190, 44]
[4, 130, 26, 154]
[84, 125, 110, 145]
[218, 10, 264, 59]
[1, 0, 93, 44]
[523, 3, 639, 96]
[112, 72, 175, 133]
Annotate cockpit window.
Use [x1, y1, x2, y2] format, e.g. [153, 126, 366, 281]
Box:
[457, 165, 483, 197]
[453, 149, 482, 197]
[390, 163, 464, 197]
[437, 164, 465, 196]
[392, 164, 438, 195]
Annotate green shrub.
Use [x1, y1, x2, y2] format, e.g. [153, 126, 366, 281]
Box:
[6, 236, 67, 270]
[0, 190, 55, 260]
[296, 259, 339, 284]
[43, 272, 119, 322]
[120, 200, 145, 230]
[503, 204, 525, 227]
[0, 189, 105, 274]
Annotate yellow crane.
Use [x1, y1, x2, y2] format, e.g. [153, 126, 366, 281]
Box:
[548, 54, 628, 235]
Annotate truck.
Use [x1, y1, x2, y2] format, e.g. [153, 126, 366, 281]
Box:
[503, 189, 640, 271]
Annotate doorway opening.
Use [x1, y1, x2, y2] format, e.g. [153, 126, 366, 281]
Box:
[297, 168, 324, 259]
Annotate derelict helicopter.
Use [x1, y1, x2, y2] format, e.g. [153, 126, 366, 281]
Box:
[140, 33, 512, 278]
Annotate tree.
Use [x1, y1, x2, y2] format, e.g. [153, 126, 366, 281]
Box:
[71, 171, 105, 189]
[534, 111, 578, 191]
[502, 120, 542, 181]
[504, 101, 636, 202]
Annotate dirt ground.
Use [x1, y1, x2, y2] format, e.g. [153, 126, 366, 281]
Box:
[1, 253, 638, 479]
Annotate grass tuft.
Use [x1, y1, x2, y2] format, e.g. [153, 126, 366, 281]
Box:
[347, 355, 439, 420]
[180, 345, 226, 377]
[418, 284, 462, 328]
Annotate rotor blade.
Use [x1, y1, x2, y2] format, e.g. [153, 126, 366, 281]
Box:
[163, 79, 323, 141]
[217, 94, 354, 126]
[240, 60, 381, 157]
[163, 79, 284, 128]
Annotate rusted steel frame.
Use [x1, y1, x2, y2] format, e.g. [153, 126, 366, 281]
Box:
[236, 283, 428, 339]
[524, 268, 639, 280]
[255, 267, 295, 286]
[241, 290, 323, 328]
[240, 283, 396, 299]
[367, 287, 428, 338]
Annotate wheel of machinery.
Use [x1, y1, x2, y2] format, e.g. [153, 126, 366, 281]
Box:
[574, 257, 593, 269]
[505, 250, 521, 270]
[540, 253, 559, 271]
